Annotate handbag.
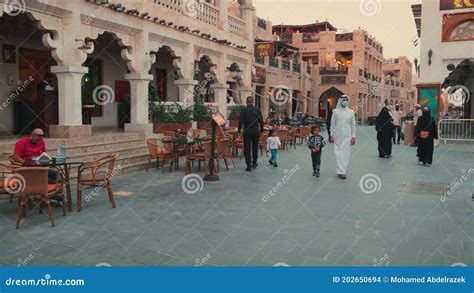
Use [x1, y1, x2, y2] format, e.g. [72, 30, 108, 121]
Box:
[420, 130, 430, 139]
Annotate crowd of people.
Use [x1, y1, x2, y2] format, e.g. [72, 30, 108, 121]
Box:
[238, 95, 439, 179]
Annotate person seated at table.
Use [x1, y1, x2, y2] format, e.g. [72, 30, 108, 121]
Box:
[264, 116, 274, 127]
[12, 128, 57, 184]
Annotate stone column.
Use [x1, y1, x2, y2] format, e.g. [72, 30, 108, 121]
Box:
[216, 0, 229, 31]
[176, 79, 198, 108]
[49, 65, 91, 138]
[210, 84, 229, 119]
[260, 86, 270, 118]
[124, 73, 153, 134]
[239, 87, 253, 105]
[239, 4, 255, 41]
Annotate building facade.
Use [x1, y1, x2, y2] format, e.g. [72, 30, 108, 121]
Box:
[412, 1, 473, 118]
[0, 0, 254, 137]
[252, 16, 313, 119]
[382, 56, 415, 114]
[273, 23, 386, 121]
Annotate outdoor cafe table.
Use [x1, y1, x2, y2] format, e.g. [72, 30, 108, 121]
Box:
[161, 137, 209, 170]
[24, 158, 84, 212]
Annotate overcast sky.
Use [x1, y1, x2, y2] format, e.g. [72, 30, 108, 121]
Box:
[253, 0, 421, 66]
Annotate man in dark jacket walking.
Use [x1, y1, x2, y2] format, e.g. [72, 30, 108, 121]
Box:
[238, 96, 264, 172]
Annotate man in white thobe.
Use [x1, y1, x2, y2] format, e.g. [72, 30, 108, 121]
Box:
[329, 95, 356, 179]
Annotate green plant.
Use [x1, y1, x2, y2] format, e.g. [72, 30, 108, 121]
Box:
[152, 102, 192, 124]
[228, 104, 246, 120]
[173, 103, 193, 123]
[193, 98, 211, 122]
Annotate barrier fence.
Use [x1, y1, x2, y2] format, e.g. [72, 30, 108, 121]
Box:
[438, 119, 474, 144]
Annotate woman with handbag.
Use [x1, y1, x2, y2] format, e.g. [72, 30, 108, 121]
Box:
[415, 106, 438, 166]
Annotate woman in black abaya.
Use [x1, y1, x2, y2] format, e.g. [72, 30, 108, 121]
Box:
[415, 106, 438, 166]
[375, 107, 393, 158]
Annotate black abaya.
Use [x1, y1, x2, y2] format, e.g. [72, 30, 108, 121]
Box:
[415, 112, 438, 165]
[375, 108, 393, 157]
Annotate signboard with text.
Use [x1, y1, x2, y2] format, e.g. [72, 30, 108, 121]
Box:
[440, 0, 473, 10]
[254, 43, 275, 57]
[321, 76, 346, 84]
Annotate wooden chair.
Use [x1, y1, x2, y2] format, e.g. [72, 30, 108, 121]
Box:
[215, 139, 230, 172]
[76, 154, 119, 212]
[259, 132, 269, 157]
[295, 126, 310, 144]
[186, 141, 213, 175]
[286, 129, 297, 150]
[278, 129, 289, 151]
[14, 167, 66, 229]
[146, 137, 177, 172]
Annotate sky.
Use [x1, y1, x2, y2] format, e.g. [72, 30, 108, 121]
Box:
[253, 0, 421, 66]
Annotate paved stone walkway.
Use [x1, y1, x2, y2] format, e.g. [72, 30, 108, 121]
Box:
[0, 126, 473, 266]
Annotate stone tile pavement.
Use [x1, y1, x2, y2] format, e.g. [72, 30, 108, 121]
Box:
[0, 126, 473, 267]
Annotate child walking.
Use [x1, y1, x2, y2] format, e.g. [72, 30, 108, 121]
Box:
[307, 126, 326, 177]
[267, 129, 281, 167]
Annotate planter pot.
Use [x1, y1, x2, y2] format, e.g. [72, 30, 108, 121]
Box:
[229, 120, 239, 128]
[153, 122, 192, 133]
[197, 121, 212, 130]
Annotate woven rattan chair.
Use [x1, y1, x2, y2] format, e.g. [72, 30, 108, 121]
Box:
[76, 154, 119, 211]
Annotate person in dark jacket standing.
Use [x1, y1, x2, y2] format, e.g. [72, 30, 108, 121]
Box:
[238, 96, 264, 172]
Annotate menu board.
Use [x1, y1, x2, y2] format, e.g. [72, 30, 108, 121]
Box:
[212, 112, 226, 127]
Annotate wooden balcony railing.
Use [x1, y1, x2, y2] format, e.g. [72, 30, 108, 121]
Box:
[319, 67, 349, 75]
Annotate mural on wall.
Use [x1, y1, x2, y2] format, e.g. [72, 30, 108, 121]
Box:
[440, 0, 474, 10]
[418, 85, 440, 121]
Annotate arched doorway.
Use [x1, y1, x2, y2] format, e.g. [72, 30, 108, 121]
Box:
[442, 59, 473, 119]
[319, 87, 345, 118]
[0, 13, 57, 135]
[150, 46, 181, 103]
[195, 55, 215, 102]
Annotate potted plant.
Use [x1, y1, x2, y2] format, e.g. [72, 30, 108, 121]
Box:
[193, 98, 212, 129]
[152, 102, 193, 133]
[228, 104, 246, 128]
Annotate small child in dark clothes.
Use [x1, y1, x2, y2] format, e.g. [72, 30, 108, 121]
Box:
[307, 125, 327, 177]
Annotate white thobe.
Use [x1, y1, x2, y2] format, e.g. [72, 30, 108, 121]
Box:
[330, 108, 356, 175]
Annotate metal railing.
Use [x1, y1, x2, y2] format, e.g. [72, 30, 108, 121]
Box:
[438, 119, 474, 143]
